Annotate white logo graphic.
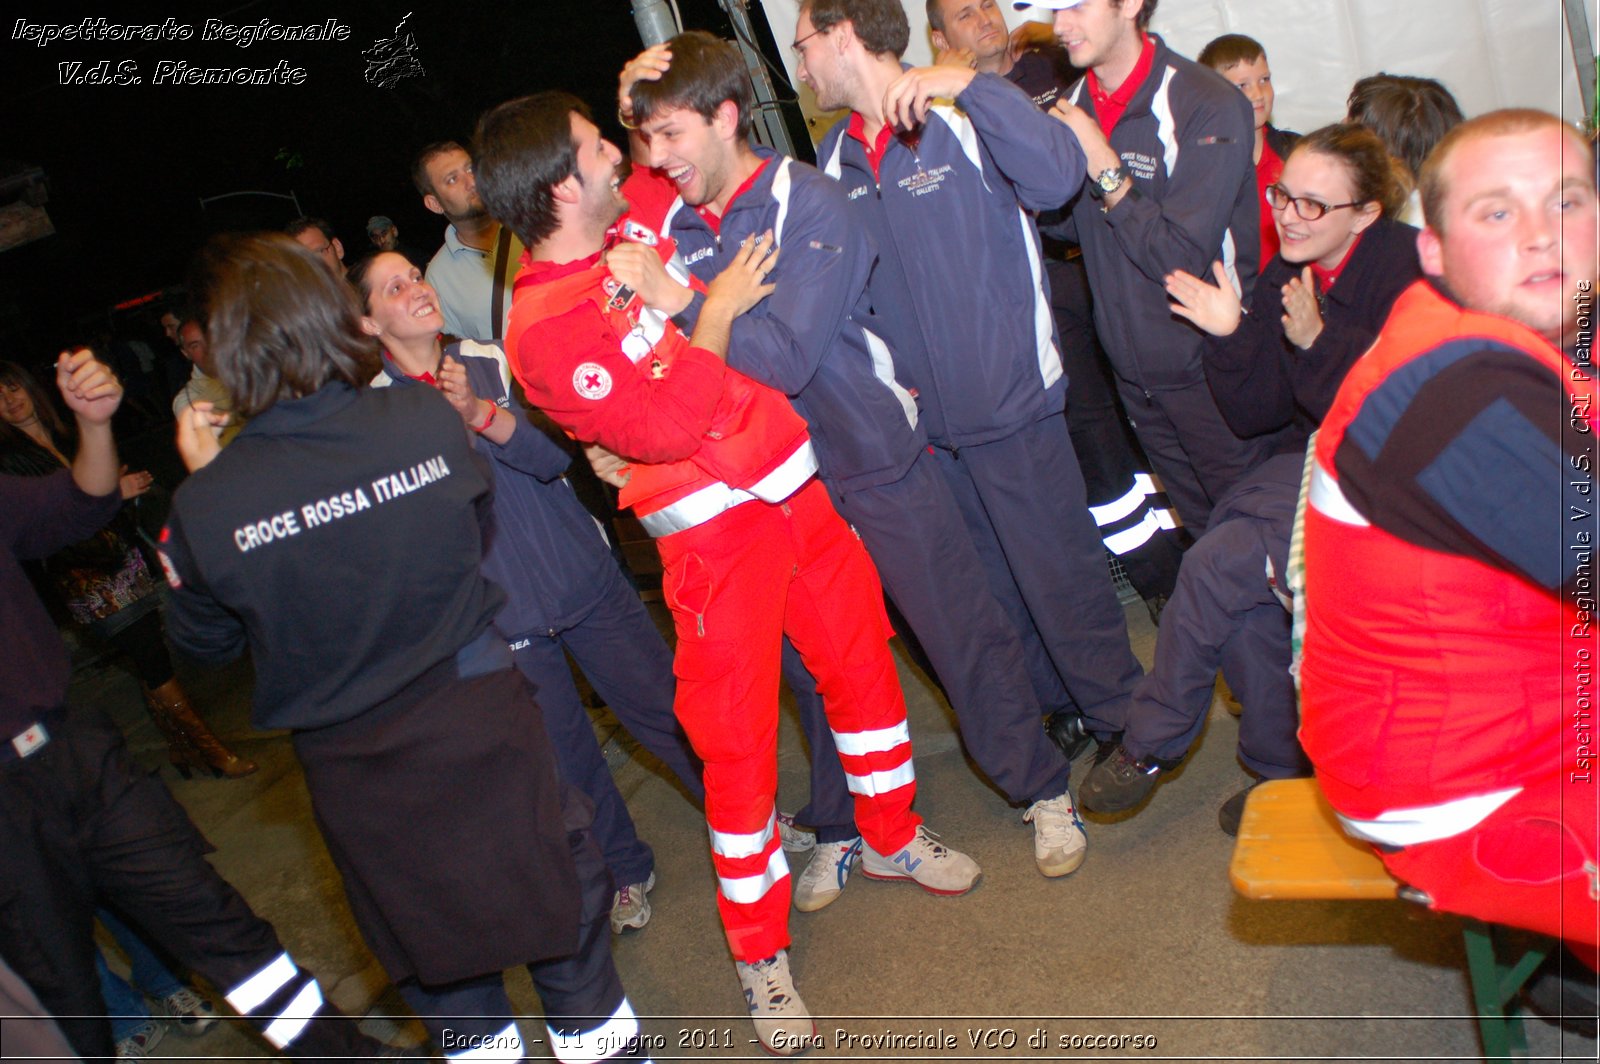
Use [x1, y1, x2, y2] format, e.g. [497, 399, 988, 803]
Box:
[573, 362, 613, 400]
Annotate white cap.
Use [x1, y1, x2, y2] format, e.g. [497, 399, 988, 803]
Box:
[1012, 0, 1087, 10]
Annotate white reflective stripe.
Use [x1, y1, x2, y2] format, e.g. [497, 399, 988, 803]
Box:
[745, 440, 818, 503]
[550, 998, 639, 1064]
[1089, 475, 1153, 527]
[710, 811, 776, 859]
[830, 721, 910, 758]
[1018, 208, 1064, 389]
[1103, 510, 1161, 555]
[446, 1021, 525, 1061]
[1151, 66, 1179, 175]
[822, 133, 845, 180]
[772, 159, 793, 247]
[1220, 227, 1242, 301]
[260, 978, 323, 1049]
[844, 758, 916, 797]
[1336, 787, 1522, 848]
[860, 326, 919, 429]
[1154, 506, 1179, 530]
[638, 482, 755, 537]
[929, 104, 992, 195]
[662, 196, 687, 236]
[225, 951, 296, 1016]
[1307, 464, 1371, 527]
[717, 847, 790, 904]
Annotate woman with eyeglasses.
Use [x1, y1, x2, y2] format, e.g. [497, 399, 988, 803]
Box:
[1163, 122, 1418, 444]
[1077, 123, 1419, 829]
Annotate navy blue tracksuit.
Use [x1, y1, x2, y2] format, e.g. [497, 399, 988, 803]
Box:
[374, 345, 701, 887]
[658, 153, 1069, 819]
[817, 74, 1143, 742]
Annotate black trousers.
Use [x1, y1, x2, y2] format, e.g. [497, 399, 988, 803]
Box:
[0, 706, 381, 1061]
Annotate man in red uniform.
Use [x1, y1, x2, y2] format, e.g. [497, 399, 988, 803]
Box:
[1301, 109, 1599, 966]
[471, 91, 980, 1056]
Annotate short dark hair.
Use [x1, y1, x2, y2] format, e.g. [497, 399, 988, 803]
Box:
[1292, 123, 1408, 220]
[803, 0, 910, 59]
[925, 0, 950, 34]
[412, 140, 469, 198]
[473, 92, 591, 250]
[631, 31, 755, 140]
[1197, 33, 1264, 72]
[1346, 74, 1464, 180]
[284, 216, 335, 243]
[1115, 0, 1157, 32]
[192, 234, 374, 418]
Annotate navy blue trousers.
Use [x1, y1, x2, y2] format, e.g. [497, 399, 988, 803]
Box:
[508, 568, 702, 887]
[1120, 455, 1311, 778]
[1115, 376, 1272, 538]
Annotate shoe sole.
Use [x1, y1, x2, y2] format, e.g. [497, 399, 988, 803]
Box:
[792, 888, 843, 913]
[1077, 778, 1160, 814]
[858, 867, 981, 895]
[1036, 847, 1087, 878]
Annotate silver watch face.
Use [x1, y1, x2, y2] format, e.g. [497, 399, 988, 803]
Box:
[1096, 168, 1123, 193]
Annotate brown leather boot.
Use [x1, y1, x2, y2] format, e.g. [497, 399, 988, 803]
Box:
[142, 685, 208, 778]
[143, 679, 257, 779]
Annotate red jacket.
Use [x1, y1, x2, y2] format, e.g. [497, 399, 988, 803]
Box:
[1301, 281, 1596, 817]
[504, 216, 815, 534]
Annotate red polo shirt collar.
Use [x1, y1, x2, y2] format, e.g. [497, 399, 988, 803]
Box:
[1086, 34, 1154, 139]
[1310, 230, 1365, 292]
[696, 158, 771, 235]
[846, 111, 896, 182]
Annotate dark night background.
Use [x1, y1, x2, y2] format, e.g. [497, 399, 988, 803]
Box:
[0, 0, 809, 368]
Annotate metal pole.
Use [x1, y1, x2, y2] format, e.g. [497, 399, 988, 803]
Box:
[716, 0, 798, 157]
[1564, 0, 1597, 130]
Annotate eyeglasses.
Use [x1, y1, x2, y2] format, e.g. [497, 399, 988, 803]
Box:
[791, 26, 825, 57]
[1264, 184, 1363, 221]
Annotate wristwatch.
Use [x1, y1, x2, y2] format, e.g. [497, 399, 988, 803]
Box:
[1088, 165, 1129, 200]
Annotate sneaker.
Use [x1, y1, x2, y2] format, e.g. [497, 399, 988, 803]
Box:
[610, 871, 657, 934]
[776, 811, 817, 853]
[736, 950, 816, 1056]
[159, 985, 219, 1036]
[1078, 743, 1173, 813]
[792, 836, 862, 912]
[1023, 794, 1087, 877]
[860, 825, 981, 896]
[116, 1019, 165, 1059]
[1218, 779, 1264, 837]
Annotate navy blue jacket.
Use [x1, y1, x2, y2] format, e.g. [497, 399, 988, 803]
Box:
[664, 152, 924, 491]
[373, 341, 615, 636]
[818, 71, 1086, 448]
[1055, 35, 1260, 392]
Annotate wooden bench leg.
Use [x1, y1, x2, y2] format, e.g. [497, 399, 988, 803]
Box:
[1462, 919, 1550, 1061]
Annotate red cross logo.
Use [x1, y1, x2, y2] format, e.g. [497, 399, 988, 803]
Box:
[572, 362, 612, 400]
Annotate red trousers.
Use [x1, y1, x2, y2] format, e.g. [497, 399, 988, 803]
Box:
[1377, 778, 1599, 965]
[656, 479, 919, 963]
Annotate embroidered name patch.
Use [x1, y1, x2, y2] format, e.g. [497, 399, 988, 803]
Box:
[573, 362, 613, 400]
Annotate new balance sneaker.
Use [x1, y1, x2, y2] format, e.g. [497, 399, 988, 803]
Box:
[1022, 793, 1087, 877]
[859, 825, 981, 896]
[115, 1020, 164, 1059]
[159, 985, 219, 1036]
[792, 836, 862, 912]
[776, 811, 817, 853]
[610, 871, 657, 934]
[1078, 743, 1175, 813]
[736, 950, 816, 1056]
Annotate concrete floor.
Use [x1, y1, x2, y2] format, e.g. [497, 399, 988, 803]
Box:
[77, 598, 1597, 1063]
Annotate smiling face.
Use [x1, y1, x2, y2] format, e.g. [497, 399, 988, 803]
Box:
[358, 252, 444, 342]
[1220, 55, 1274, 132]
[1052, 0, 1140, 75]
[641, 104, 739, 210]
[931, 0, 1010, 68]
[568, 114, 629, 231]
[0, 377, 35, 427]
[1272, 149, 1379, 270]
[1419, 126, 1599, 347]
[793, 11, 854, 113]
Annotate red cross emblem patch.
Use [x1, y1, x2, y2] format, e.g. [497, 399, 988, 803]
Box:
[573, 362, 613, 400]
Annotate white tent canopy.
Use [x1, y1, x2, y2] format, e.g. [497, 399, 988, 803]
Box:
[755, 0, 1596, 147]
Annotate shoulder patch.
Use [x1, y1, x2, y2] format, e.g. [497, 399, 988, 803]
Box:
[573, 362, 613, 400]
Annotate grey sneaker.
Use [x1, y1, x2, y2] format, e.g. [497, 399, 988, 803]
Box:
[792, 836, 862, 912]
[776, 811, 817, 853]
[610, 871, 657, 933]
[736, 950, 816, 1056]
[1023, 793, 1087, 877]
[116, 1019, 165, 1059]
[859, 825, 980, 896]
[1078, 743, 1172, 813]
[159, 985, 219, 1036]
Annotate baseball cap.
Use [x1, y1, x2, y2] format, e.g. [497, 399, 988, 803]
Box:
[366, 215, 395, 234]
[1012, 0, 1088, 9]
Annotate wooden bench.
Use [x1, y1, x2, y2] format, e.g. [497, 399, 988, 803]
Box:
[1230, 778, 1551, 1061]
